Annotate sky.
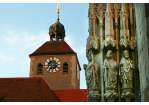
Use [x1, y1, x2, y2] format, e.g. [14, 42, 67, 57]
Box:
[0, 3, 89, 89]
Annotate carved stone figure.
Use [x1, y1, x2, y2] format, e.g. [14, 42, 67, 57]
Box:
[103, 50, 118, 102]
[85, 3, 140, 102]
[119, 50, 135, 101]
[83, 50, 100, 102]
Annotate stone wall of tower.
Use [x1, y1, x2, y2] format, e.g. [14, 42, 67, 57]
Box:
[29, 54, 80, 90]
[135, 3, 149, 102]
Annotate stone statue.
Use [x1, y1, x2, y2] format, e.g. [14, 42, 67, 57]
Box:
[83, 50, 100, 102]
[103, 50, 118, 102]
[119, 50, 135, 101]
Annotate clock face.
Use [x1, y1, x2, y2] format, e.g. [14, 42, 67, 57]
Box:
[44, 57, 61, 73]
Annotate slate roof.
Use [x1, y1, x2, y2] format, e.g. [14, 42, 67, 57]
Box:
[0, 77, 60, 102]
[29, 41, 75, 56]
[53, 89, 88, 102]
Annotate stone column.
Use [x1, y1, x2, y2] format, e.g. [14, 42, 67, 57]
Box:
[105, 3, 109, 39]
[116, 23, 120, 102]
[55, 32, 57, 41]
[100, 23, 104, 102]
[94, 11, 99, 50]
[109, 3, 114, 40]
[124, 3, 129, 40]
[134, 8, 140, 101]
[50, 34, 52, 41]
[100, 50, 104, 102]
[99, 3, 104, 102]
[130, 3, 137, 101]
[115, 4, 120, 101]
[100, 3, 104, 44]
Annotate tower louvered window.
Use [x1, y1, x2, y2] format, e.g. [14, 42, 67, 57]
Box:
[37, 63, 43, 74]
[63, 63, 68, 73]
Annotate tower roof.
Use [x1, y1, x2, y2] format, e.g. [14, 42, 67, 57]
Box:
[49, 3, 65, 41]
[49, 20, 65, 35]
[29, 41, 81, 70]
[29, 41, 75, 56]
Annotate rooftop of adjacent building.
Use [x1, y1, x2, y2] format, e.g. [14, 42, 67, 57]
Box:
[0, 77, 87, 102]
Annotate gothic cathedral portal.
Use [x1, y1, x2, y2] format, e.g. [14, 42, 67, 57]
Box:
[84, 3, 142, 102]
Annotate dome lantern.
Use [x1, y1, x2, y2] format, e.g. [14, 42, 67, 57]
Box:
[49, 3, 65, 41]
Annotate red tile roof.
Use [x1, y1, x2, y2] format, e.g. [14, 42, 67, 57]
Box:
[29, 41, 81, 70]
[53, 89, 88, 102]
[0, 77, 60, 102]
[29, 41, 75, 56]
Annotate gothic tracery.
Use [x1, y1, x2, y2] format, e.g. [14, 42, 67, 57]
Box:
[84, 3, 139, 102]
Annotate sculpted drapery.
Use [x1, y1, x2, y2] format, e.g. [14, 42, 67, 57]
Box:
[119, 50, 135, 101]
[103, 50, 118, 101]
[103, 51, 117, 89]
[84, 50, 100, 101]
[84, 3, 140, 102]
[119, 50, 135, 88]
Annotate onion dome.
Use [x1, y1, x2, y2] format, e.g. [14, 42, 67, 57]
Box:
[49, 3, 65, 41]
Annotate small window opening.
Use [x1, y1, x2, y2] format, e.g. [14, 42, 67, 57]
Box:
[57, 34, 62, 41]
[63, 63, 68, 73]
[37, 63, 43, 74]
[52, 38, 56, 41]
[51, 34, 55, 41]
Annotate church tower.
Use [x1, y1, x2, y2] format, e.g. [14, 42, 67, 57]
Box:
[29, 3, 81, 90]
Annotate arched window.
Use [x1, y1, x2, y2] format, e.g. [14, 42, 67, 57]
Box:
[51, 34, 55, 41]
[57, 34, 62, 41]
[63, 63, 68, 73]
[37, 63, 43, 74]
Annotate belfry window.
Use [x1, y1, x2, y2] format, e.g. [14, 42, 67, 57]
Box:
[57, 34, 62, 41]
[63, 63, 68, 73]
[51, 34, 56, 41]
[37, 63, 43, 74]
[52, 38, 56, 41]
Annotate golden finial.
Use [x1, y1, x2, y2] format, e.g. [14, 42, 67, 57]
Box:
[57, 3, 60, 21]
[57, 3, 60, 13]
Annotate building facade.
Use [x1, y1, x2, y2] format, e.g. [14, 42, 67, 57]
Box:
[84, 3, 149, 102]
